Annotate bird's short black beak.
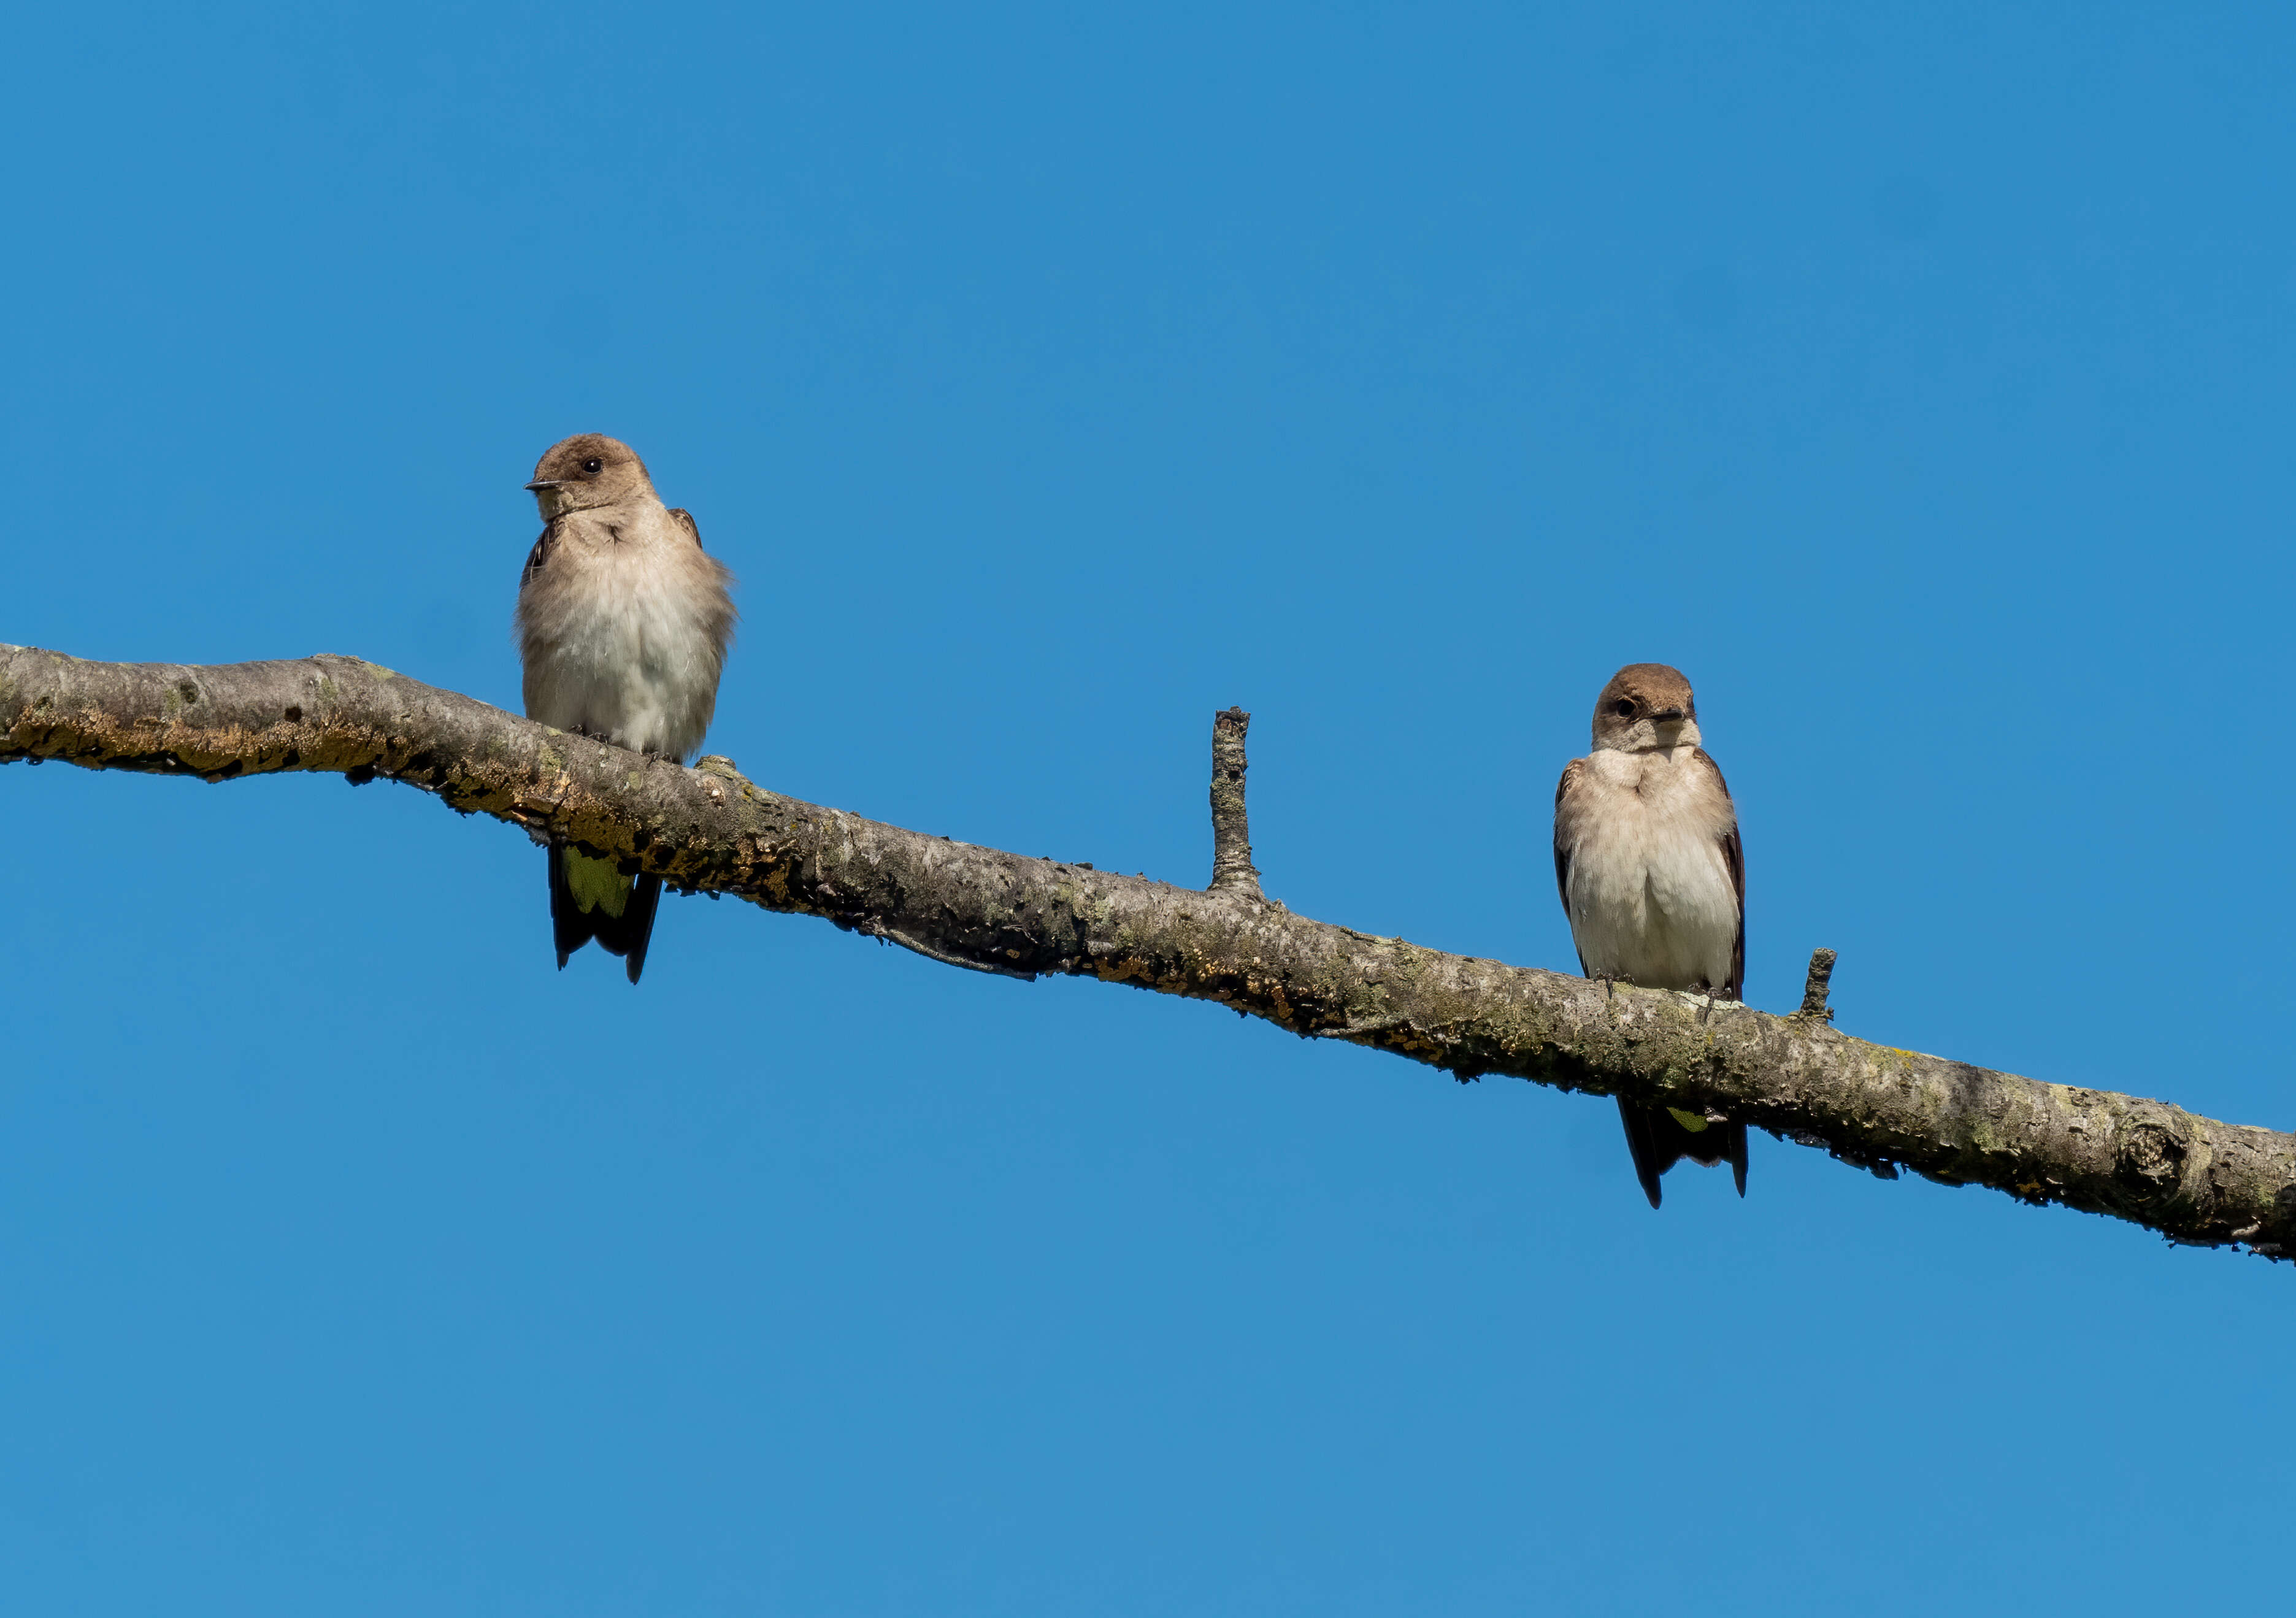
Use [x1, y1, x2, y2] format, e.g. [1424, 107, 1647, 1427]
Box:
[524, 479, 561, 492]
[1653, 707, 1687, 722]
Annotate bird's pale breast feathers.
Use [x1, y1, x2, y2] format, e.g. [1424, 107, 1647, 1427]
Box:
[1554, 663, 1743, 999]
[513, 438, 736, 762]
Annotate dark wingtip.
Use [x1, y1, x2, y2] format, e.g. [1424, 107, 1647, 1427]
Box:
[619, 873, 663, 986]
[1617, 1097, 1668, 1210]
[548, 841, 597, 970]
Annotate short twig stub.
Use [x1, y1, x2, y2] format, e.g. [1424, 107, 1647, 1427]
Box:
[1207, 705, 1261, 897]
[1797, 948, 1838, 1021]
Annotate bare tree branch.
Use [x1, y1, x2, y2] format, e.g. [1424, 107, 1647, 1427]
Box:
[6, 642, 2293, 1261]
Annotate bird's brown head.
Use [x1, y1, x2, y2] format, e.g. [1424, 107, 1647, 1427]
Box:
[1591, 662, 1701, 753]
[524, 434, 653, 519]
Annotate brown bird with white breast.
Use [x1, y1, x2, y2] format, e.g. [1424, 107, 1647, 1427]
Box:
[513, 432, 737, 983]
[1553, 662, 1748, 1206]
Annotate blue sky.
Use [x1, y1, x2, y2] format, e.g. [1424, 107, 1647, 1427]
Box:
[5, 3, 2292, 1612]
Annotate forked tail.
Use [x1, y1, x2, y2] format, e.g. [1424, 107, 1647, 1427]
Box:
[1616, 1099, 1749, 1209]
[548, 840, 664, 985]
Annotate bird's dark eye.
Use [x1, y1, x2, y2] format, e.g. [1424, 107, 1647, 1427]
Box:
[582, 458, 602, 474]
[1610, 699, 1635, 718]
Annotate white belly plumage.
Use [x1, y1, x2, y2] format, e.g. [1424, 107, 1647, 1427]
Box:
[524, 550, 720, 761]
[1563, 758, 1738, 994]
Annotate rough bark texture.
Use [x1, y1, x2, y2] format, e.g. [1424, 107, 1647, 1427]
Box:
[1797, 948, 1840, 1020]
[7, 643, 2294, 1261]
[1207, 706, 1261, 897]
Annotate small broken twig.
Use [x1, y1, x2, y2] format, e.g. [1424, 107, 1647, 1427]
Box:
[1797, 948, 1839, 1020]
[1207, 706, 1262, 897]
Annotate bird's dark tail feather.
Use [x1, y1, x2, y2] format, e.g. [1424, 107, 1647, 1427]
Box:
[1616, 1098, 1749, 1209]
[548, 840, 665, 986]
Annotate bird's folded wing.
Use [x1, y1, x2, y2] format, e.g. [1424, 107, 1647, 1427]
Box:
[1693, 746, 1746, 999]
[1552, 757, 1592, 975]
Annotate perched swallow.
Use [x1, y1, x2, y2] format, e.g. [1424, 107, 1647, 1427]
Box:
[513, 433, 737, 983]
[1553, 662, 1748, 1206]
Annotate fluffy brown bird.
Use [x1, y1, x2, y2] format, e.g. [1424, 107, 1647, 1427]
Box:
[513, 433, 737, 983]
[1553, 662, 1748, 1206]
